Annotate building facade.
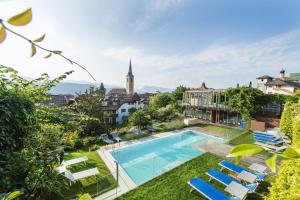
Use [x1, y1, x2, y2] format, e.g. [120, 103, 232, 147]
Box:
[257, 69, 300, 95]
[182, 83, 241, 126]
[126, 59, 134, 95]
[102, 60, 153, 124]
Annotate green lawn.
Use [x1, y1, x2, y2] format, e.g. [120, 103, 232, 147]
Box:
[58, 150, 117, 199]
[117, 153, 270, 200]
[197, 123, 250, 143]
[228, 131, 254, 145]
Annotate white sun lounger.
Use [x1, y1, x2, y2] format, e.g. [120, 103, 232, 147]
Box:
[64, 168, 99, 184]
[101, 134, 114, 144]
[112, 133, 122, 142]
[62, 156, 88, 166]
[255, 141, 288, 152]
[56, 156, 88, 174]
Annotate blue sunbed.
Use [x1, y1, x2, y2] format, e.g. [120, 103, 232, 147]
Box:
[207, 169, 258, 192]
[253, 132, 278, 139]
[219, 160, 266, 181]
[254, 136, 283, 144]
[187, 177, 238, 200]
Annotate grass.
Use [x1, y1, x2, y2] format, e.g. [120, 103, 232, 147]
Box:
[197, 123, 250, 143]
[58, 150, 117, 199]
[228, 131, 254, 145]
[120, 120, 187, 141]
[117, 153, 270, 200]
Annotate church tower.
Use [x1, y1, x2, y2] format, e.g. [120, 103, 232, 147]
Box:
[126, 59, 134, 95]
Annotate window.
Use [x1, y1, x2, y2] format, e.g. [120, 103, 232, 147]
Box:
[121, 109, 126, 113]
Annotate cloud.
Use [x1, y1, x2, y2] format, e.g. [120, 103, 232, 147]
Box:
[102, 29, 300, 88]
[135, 0, 188, 31]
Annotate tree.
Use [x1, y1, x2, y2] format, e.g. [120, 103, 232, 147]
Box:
[97, 82, 106, 96]
[150, 93, 173, 109]
[225, 86, 265, 122]
[129, 109, 151, 129]
[172, 85, 187, 101]
[0, 66, 74, 199]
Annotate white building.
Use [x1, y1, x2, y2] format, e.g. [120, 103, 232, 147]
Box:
[101, 60, 153, 124]
[257, 69, 300, 95]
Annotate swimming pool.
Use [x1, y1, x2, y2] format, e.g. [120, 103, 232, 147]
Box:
[110, 130, 222, 185]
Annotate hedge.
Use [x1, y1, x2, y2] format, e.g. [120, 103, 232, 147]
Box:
[280, 101, 300, 140]
[280, 102, 295, 138]
[268, 159, 300, 200]
[293, 117, 300, 149]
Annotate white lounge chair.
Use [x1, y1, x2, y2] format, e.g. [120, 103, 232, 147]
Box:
[56, 156, 88, 174]
[255, 141, 288, 152]
[112, 133, 122, 142]
[62, 156, 88, 166]
[64, 168, 99, 184]
[101, 134, 114, 144]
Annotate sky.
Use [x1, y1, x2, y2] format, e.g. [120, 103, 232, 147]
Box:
[0, 0, 300, 89]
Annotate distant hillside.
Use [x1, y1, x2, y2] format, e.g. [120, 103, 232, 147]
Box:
[48, 82, 172, 95]
[136, 86, 173, 93]
[49, 82, 113, 95]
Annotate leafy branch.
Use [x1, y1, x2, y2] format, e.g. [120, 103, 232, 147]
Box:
[0, 8, 96, 81]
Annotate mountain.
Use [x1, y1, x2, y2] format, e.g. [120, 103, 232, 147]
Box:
[49, 82, 114, 94]
[48, 82, 173, 95]
[136, 86, 173, 93]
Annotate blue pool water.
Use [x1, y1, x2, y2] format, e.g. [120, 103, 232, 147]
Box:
[111, 130, 222, 185]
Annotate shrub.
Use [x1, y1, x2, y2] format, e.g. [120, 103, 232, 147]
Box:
[63, 130, 79, 148]
[89, 144, 100, 151]
[280, 102, 295, 138]
[292, 116, 300, 149]
[280, 101, 300, 139]
[267, 159, 300, 200]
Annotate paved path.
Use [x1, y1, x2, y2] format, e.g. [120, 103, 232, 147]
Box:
[196, 139, 271, 172]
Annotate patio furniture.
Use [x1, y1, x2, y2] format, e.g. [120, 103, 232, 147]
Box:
[219, 160, 266, 181]
[187, 177, 238, 200]
[248, 163, 267, 173]
[225, 181, 249, 200]
[254, 141, 288, 153]
[237, 170, 258, 183]
[112, 133, 122, 142]
[254, 136, 283, 145]
[101, 134, 114, 144]
[64, 168, 99, 184]
[62, 156, 88, 166]
[207, 169, 258, 192]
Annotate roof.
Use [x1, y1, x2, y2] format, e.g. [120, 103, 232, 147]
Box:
[266, 78, 300, 88]
[127, 59, 133, 76]
[198, 82, 208, 91]
[107, 88, 127, 96]
[256, 75, 273, 80]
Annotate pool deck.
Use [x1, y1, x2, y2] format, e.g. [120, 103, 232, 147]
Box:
[94, 127, 269, 199]
[95, 127, 225, 200]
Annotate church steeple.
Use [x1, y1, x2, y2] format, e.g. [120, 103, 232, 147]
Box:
[128, 59, 133, 76]
[126, 59, 134, 95]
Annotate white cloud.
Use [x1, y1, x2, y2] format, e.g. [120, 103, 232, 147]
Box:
[101, 29, 300, 88]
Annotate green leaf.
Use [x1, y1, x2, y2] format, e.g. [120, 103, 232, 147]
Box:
[228, 144, 265, 158]
[7, 191, 23, 200]
[33, 33, 45, 42]
[44, 53, 52, 59]
[265, 154, 277, 172]
[52, 50, 62, 54]
[7, 8, 32, 26]
[284, 147, 300, 159]
[30, 44, 36, 57]
[0, 23, 6, 43]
